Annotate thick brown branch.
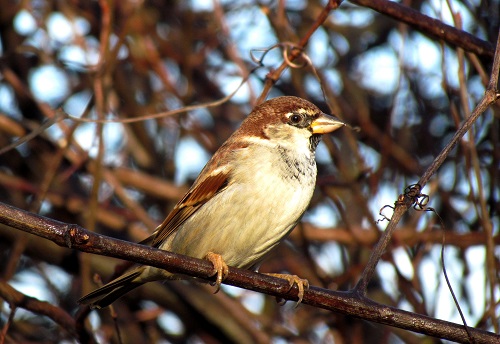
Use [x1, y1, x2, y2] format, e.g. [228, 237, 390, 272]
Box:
[0, 201, 498, 343]
[350, 0, 495, 58]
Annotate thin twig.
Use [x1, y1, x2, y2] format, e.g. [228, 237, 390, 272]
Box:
[256, 0, 341, 103]
[0, 111, 64, 156]
[65, 68, 256, 124]
[354, 28, 500, 294]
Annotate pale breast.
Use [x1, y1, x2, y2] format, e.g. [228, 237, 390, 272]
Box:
[167, 144, 317, 269]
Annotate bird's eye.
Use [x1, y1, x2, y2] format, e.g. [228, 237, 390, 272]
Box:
[289, 113, 303, 124]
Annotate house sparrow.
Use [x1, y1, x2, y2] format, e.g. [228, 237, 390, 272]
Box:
[79, 96, 345, 308]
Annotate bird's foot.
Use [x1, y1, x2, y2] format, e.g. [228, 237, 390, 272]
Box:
[205, 252, 229, 293]
[264, 273, 309, 305]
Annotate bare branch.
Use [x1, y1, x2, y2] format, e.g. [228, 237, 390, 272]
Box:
[351, 0, 495, 58]
[0, 201, 498, 343]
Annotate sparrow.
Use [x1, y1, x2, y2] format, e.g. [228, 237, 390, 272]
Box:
[79, 96, 346, 308]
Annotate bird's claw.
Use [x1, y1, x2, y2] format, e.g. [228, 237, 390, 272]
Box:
[205, 252, 229, 293]
[265, 273, 309, 305]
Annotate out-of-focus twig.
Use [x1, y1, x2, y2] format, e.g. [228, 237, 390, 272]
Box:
[0, 281, 88, 342]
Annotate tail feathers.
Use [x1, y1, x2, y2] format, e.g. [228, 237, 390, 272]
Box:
[78, 268, 146, 309]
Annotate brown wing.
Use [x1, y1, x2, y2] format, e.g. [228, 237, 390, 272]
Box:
[151, 170, 230, 247]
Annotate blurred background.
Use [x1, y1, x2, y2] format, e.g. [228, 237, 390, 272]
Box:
[0, 0, 498, 343]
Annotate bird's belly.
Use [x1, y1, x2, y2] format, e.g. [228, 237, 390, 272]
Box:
[167, 175, 314, 269]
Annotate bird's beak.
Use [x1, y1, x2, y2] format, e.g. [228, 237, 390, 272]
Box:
[311, 113, 346, 134]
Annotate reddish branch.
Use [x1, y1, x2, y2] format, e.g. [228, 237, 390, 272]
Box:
[257, 0, 342, 103]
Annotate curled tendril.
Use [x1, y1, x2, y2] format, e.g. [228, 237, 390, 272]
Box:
[250, 43, 283, 65]
[250, 42, 310, 69]
[281, 42, 308, 68]
[376, 205, 395, 224]
[404, 184, 432, 211]
[376, 184, 432, 224]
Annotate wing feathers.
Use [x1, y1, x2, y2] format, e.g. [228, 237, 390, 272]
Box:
[151, 170, 230, 247]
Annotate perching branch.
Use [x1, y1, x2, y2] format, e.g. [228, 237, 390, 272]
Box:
[0, 201, 498, 343]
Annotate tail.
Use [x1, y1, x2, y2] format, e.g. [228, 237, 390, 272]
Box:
[78, 267, 146, 309]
